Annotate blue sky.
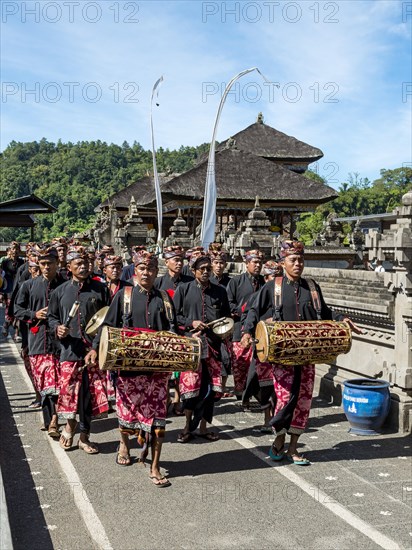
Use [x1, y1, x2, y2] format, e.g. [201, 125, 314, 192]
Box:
[1, 0, 411, 189]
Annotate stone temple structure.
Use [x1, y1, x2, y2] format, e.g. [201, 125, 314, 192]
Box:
[93, 115, 337, 253]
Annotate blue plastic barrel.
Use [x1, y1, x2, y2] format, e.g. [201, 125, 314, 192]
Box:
[342, 378, 391, 435]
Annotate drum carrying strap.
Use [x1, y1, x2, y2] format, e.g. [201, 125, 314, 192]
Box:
[159, 290, 174, 324]
[273, 276, 322, 321]
[306, 278, 322, 320]
[122, 285, 174, 325]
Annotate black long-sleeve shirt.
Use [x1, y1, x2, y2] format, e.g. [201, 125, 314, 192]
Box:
[243, 276, 344, 336]
[226, 272, 265, 341]
[210, 273, 231, 288]
[14, 275, 65, 356]
[48, 277, 110, 361]
[173, 279, 231, 353]
[154, 272, 193, 291]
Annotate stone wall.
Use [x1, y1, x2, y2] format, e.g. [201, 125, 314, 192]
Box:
[303, 267, 411, 433]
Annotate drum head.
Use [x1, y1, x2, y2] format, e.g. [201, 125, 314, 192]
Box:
[212, 317, 234, 340]
[255, 321, 269, 362]
[98, 326, 109, 370]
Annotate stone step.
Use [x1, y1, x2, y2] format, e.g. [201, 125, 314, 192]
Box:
[321, 287, 391, 302]
[315, 279, 386, 290]
[325, 298, 390, 314]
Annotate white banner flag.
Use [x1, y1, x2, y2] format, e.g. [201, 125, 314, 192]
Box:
[200, 68, 274, 249]
[150, 76, 164, 249]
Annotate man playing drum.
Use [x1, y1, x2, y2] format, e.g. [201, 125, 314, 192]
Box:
[96, 251, 177, 487]
[241, 240, 360, 465]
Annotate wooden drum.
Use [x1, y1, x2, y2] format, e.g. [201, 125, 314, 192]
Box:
[255, 320, 352, 366]
[99, 326, 201, 372]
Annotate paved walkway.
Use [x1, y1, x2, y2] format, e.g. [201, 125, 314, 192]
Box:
[0, 328, 411, 550]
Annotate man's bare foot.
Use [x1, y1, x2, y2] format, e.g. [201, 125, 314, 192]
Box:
[149, 469, 171, 487]
[116, 440, 131, 465]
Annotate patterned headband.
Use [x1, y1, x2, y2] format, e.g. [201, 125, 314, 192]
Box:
[244, 249, 264, 262]
[262, 260, 281, 276]
[66, 246, 88, 262]
[164, 246, 184, 260]
[280, 240, 305, 258]
[208, 243, 228, 261]
[32, 244, 58, 259]
[104, 255, 123, 267]
[134, 250, 158, 267]
[190, 254, 211, 269]
[186, 246, 204, 259]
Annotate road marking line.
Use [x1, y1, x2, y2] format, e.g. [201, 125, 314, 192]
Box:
[6, 342, 113, 550]
[213, 418, 401, 550]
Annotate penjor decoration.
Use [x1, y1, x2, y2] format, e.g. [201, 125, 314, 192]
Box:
[200, 67, 276, 248]
[150, 75, 164, 251]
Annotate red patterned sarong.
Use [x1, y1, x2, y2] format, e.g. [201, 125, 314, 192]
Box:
[231, 342, 253, 397]
[180, 354, 222, 399]
[29, 354, 59, 397]
[271, 364, 315, 435]
[116, 372, 170, 433]
[106, 371, 116, 403]
[255, 360, 273, 388]
[57, 361, 108, 420]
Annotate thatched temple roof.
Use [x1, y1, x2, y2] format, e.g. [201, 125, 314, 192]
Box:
[136, 148, 336, 207]
[217, 121, 324, 162]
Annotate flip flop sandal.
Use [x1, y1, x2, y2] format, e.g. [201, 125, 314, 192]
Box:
[48, 424, 60, 439]
[269, 445, 285, 461]
[286, 454, 310, 466]
[59, 427, 76, 450]
[198, 432, 219, 441]
[177, 432, 194, 443]
[116, 445, 131, 466]
[78, 440, 99, 454]
[149, 475, 171, 488]
[28, 400, 41, 409]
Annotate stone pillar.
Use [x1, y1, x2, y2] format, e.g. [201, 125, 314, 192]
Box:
[365, 190, 412, 431]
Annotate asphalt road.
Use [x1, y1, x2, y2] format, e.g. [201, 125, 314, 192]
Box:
[0, 329, 411, 550]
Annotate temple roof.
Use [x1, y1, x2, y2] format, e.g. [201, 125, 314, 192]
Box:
[137, 148, 336, 206]
[0, 194, 57, 214]
[97, 175, 174, 210]
[217, 121, 324, 162]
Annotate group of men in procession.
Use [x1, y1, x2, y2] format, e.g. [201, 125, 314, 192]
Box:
[1, 237, 359, 487]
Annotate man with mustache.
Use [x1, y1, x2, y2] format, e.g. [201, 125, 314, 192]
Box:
[48, 246, 110, 454]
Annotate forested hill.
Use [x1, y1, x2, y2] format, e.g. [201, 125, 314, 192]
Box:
[0, 139, 411, 244]
[0, 139, 209, 240]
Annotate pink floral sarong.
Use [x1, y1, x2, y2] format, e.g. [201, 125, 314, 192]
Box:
[57, 361, 108, 420]
[29, 354, 60, 397]
[271, 364, 315, 435]
[179, 354, 222, 400]
[116, 372, 170, 432]
[231, 342, 253, 397]
[255, 360, 273, 388]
